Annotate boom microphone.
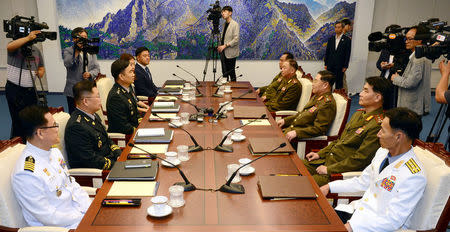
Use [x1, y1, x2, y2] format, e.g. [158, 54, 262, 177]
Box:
[212, 74, 243, 97]
[172, 73, 203, 97]
[214, 89, 253, 119]
[176, 65, 202, 86]
[214, 66, 240, 86]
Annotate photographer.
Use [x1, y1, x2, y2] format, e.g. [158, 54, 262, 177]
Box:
[5, 30, 45, 138]
[436, 60, 450, 104]
[63, 27, 100, 114]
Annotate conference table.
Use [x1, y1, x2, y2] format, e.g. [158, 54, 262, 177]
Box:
[76, 81, 346, 232]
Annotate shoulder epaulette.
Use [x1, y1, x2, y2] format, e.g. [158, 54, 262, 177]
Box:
[405, 158, 421, 174]
[24, 156, 35, 172]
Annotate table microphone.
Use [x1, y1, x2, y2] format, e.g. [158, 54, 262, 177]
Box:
[128, 143, 196, 191]
[152, 113, 203, 152]
[212, 74, 243, 97]
[214, 66, 240, 86]
[214, 114, 266, 152]
[214, 89, 253, 119]
[172, 73, 203, 97]
[176, 65, 202, 87]
[218, 142, 286, 194]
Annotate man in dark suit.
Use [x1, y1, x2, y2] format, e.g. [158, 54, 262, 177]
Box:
[65, 80, 121, 170]
[324, 21, 351, 90]
[134, 47, 158, 97]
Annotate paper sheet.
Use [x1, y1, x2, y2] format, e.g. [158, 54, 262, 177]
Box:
[240, 119, 271, 126]
[107, 181, 158, 196]
[130, 144, 168, 154]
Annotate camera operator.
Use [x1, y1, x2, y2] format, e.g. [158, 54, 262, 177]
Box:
[63, 27, 100, 114]
[5, 30, 45, 138]
[217, 6, 240, 82]
[391, 25, 431, 116]
[436, 60, 450, 104]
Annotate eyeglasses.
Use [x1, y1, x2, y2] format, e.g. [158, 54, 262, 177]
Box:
[39, 122, 59, 129]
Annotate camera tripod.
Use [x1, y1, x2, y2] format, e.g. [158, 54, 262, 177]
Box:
[426, 94, 449, 150]
[202, 25, 221, 83]
[20, 45, 48, 107]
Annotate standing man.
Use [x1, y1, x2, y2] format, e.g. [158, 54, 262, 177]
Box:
[320, 108, 426, 231]
[65, 80, 121, 170]
[391, 25, 431, 116]
[63, 27, 100, 114]
[256, 52, 294, 96]
[107, 59, 142, 135]
[134, 47, 158, 98]
[217, 6, 240, 82]
[12, 105, 91, 229]
[304, 76, 392, 186]
[324, 21, 351, 90]
[5, 30, 45, 138]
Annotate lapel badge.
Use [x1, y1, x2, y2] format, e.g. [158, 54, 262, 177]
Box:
[309, 106, 317, 113]
[366, 115, 374, 121]
[318, 96, 324, 101]
[128, 99, 132, 105]
[98, 139, 102, 148]
[355, 126, 365, 134]
[281, 87, 286, 92]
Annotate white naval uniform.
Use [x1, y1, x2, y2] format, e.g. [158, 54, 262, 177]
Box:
[329, 147, 426, 232]
[11, 143, 91, 229]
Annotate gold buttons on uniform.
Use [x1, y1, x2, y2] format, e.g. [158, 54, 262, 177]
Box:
[359, 207, 364, 211]
[373, 193, 377, 198]
[364, 198, 368, 202]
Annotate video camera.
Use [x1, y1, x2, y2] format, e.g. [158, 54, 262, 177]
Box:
[368, 26, 409, 55]
[207, 0, 221, 34]
[415, 18, 450, 60]
[3, 15, 56, 42]
[74, 35, 100, 55]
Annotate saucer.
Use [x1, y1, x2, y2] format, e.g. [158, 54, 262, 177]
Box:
[169, 122, 183, 128]
[162, 159, 181, 167]
[223, 90, 232, 93]
[231, 134, 246, 142]
[239, 167, 255, 176]
[227, 106, 234, 111]
[147, 204, 173, 217]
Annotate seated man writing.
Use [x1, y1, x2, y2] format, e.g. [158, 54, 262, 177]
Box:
[277, 70, 336, 141]
[256, 52, 294, 96]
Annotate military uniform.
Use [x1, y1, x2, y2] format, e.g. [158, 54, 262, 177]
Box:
[329, 147, 426, 231]
[303, 107, 384, 186]
[258, 72, 282, 96]
[106, 83, 142, 135]
[283, 92, 336, 139]
[65, 108, 121, 170]
[264, 75, 302, 112]
[11, 143, 91, 229]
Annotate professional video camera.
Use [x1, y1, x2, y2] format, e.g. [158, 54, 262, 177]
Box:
[207, 0, 221, 34]
[3, 15, 56, 42]
[74, 35, 100, 55]
[415, 18, 450, 60]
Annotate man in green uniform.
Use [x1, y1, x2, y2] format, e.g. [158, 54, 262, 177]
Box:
[65, 80, 121, 170]
[256, 52, 294, 96]
[107, 59, 143, 135]
[277, 70, 336, 142]
[262, 59, 302, 112]
[304, 76, 392, 186]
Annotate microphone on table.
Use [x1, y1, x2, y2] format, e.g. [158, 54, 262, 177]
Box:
[213, 66, 240, 86]
[152, 113, 203, 152]
[212, 74, 243, 97]
[128, 143, 196, 191]
[214, 89, 253, 119]
[218, 142, 286, 194]
[176, 65, 202, 87]
[214, 114, 266, 153]
[172, 73, 203, 97]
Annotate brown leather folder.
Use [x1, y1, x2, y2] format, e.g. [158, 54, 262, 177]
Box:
[234, 106, 267, 118]
[232, 91, 257, 99]
[257, 175, 317, 199]
[229, 82, 250, 89]
[248, 137, 295, 154]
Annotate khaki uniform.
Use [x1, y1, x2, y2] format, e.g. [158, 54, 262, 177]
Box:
[264, 75, 302, 112]
[283, 92, 336, 139]
[258, 72, 282, 96]
[303, 107, 384, 186]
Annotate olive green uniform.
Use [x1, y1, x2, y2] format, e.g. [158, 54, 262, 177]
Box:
[263, 75, 302, 112]
[258, 72, 282, 96]
[303, 107, 384, 186]
[283, 92, 336, 139]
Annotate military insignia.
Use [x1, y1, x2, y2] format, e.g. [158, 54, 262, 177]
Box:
[355, 126, 365, 134]
[59, 158, 67, 169]
[374, 114, 384, 123]
[98, 139, 102, 148]
[365, 115, 374, 121]
[309, 106, 317, 113]
[117, 89, 120, 94]
[84, 117, 90, 122]
[128, 99, 132, 105]
[138, 117, 143, 123]
[380, 177, 395, 192]
[318, 96, 324, 101]
[76, 115, 81, 123]
[24, 156, 35, 172]
[111, 144, 120, 151]
[56, 188, 62, 197]
[43, 168, 50, 176]
[277, 78, 282, 82]
[394, 160, 404, 169]
[405, 158, 421, 174]
[325, 96, 331, 102]
[389, 175, 396, 181]
[281, 87, 286, 92]
[103, 157, 111, 170]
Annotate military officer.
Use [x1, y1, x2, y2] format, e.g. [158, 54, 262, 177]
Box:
[304, 76, 393, 186]
[277, 70, 336, 141]
[263, 59, 302, 112]
[12, 105, 91, 229]
[65, 80, 121, 170]
[107, 58, 143, 135]
[256, 52, 294, 96]
[321, 108, 426, 232]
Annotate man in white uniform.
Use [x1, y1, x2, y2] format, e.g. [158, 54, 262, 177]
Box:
[320, 107, 426, 231]
[11, 105, 91, 229]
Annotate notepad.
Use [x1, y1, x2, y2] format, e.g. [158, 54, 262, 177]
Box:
[136, 128, 165, 137]
[130, 144, 168, 154]
[107, 181, 159, 197]
[164, 84, 184, 88]
[149, 113, 177, 121]
[240, 119, 271, 126]
[153, 102, 174, 107]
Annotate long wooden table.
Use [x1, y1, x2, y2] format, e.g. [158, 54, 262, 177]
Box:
[76, 81, 346, 232]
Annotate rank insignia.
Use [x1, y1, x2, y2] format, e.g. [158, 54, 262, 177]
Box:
[43, 168, 50, 176]
[277, 78, 282, 82]
[380, 177, 395, 192]
[281, 87, 286, 92]
[366, 115, 374, 121]
[405, 158, 421, 174]
[98, 139, 102, 148]
[355, 126, 365, 135]
[309, 106, 317, 113]
[24, 156, 35, 172]
[318, 96, 324, 101]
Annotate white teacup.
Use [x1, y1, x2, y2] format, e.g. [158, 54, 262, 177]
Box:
[238, 158, 253, 173]
[151, 196, 168, 214]
[222, 130, 233, 145]
[182, 93, 190, 101]
[165, 152, 178, 163]
[224, 85, 231, 91]
[233, 128, 243, 138]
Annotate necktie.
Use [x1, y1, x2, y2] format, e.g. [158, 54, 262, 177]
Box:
[379, 156, 389, 173]
[144, 66, 153, 82]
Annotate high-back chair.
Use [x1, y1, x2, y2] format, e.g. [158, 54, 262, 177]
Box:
[274, 73, 313, 120]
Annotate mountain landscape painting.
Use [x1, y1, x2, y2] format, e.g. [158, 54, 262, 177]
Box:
[56, 0, 356, 60]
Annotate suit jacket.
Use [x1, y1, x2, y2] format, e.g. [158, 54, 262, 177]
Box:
[134, 64, 158, 97]
[221, 19, 240, 59]
[106, 83, 141, 134]
[324, 34, 351, 70]
[63, 46, 100, 97]
[329, 147, 426, 231]
[376, 49, 391, 78]
[392, 52, 431, 115]
[65, 109, 121, 170]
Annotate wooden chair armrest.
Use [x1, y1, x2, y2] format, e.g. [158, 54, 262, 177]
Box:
[275, 110, 298, 116]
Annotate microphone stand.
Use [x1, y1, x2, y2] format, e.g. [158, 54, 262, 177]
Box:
[176, 65, 202, 87]
[218, 143, 286, 194]
[172, 73, 203, 97]
[213, 66, 240, 87]
[128, 143, 196, 191]
[212, 74, 243, 98]
[214, 89, 253, 120]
